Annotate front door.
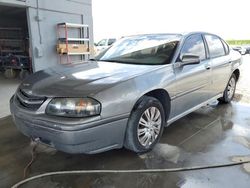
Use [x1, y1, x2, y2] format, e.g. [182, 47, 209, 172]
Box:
[169, 34, 212, 119]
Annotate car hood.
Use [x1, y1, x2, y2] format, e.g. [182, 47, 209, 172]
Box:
[20, 61, 162, 97]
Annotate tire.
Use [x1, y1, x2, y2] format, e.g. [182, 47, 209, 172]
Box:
[4, 69, 17, 79]
[19, 70, 30, 80]
[219, 74, 237, 103]
[124, 96, 165, 153]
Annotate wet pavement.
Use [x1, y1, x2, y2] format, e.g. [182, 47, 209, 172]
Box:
[0, 56, 250, 187]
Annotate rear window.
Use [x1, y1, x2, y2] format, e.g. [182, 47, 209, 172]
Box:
[205, 35, 225, 58]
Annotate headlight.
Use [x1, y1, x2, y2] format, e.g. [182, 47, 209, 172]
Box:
[46, 98, 101, 117]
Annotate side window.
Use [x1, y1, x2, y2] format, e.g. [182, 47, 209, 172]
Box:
[221, 39, 229, 55]
[181, 34, 206, 60]
[205, 35, 225, 58]
[108, 39, 116, 45]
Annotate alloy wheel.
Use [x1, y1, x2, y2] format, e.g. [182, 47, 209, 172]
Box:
[137, 107, 162, 147]
[227, 77, 236, 100]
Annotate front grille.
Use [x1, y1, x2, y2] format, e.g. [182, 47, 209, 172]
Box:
[16, 89, 47, 110]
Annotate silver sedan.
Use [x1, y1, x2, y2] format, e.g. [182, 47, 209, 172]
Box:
[10, 32, 241, 154]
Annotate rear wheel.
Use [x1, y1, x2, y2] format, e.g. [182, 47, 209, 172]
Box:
[219, 74, 237, 103]
[124, 96, 165, 153]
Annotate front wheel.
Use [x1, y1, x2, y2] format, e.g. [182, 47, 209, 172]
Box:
[124, 96, 165, 153]
[219, 74, 237, 103]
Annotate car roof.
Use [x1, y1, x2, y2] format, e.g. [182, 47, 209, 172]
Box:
[181, 31, 221, 37]
[123, 32, 219, 39]
[124, 33, 182, 37]
[121, 33, 183, 41]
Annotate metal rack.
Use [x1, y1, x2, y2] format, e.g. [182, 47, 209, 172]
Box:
[57, 23, 90, 64]
[0, 27, 25, 55]
[0, 27, 31, 79]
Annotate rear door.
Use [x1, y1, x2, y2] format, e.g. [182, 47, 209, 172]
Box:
[204, 34, 231, 98]
[170, 34, 212, 119]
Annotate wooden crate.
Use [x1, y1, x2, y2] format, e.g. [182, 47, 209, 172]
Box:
[57, 43, 89, 54]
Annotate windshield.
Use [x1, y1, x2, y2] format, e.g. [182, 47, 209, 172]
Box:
[96, 34, 180, 65]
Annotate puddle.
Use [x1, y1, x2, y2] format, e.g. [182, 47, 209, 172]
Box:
[138, 143, 190, 169]
[139, 143, 181, 164]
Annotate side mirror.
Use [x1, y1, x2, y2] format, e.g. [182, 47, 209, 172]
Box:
[180, 54, 200, 65]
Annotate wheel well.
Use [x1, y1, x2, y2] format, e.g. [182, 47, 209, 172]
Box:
[145, 89, 171, 122]
[233, 69, 240, 81]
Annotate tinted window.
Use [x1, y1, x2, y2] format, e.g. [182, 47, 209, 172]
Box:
[108, 39, 116, 45]
[181, 34, 206, 60]
[205, 35, 225, 58]
[221, 39, 229, 54]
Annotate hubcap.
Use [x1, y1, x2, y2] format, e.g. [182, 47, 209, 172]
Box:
[227, 77, 236, 100]
[137, 107, 162, 147]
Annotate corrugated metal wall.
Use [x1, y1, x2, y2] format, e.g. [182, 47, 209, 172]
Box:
[0, 0, 93, 72]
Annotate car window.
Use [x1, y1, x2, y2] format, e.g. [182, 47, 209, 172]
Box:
[205, 35, 225, 58]
[108, 39, 116, 45]
[181, 34, 206, 60]
[97, 34, 181, 65]
[97, 39, 107, 46]
[221, 39, 229, 55]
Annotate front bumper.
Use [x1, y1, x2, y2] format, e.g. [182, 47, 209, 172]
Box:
[10, 97, 129, 154]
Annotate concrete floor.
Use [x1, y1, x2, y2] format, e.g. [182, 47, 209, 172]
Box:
[0, 73, 20, 118]
[0, 56, 250, 187]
